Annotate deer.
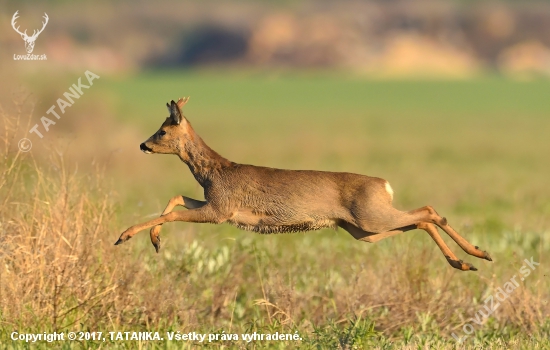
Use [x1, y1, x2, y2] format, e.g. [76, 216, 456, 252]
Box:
[115, 97, 492, 271]
[11, 11, 49, 54]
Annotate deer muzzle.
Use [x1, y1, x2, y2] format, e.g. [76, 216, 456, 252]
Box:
[140, 143, 153, 154]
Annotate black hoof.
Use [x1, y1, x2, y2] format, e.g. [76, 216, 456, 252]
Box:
[151, 235, 161, 253]
[153, 241, 161, 253]
[446, 256, 477, 271]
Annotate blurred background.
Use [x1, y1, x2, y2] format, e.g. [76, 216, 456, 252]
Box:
[3, 0, 550, 76]
[1, 0, 549, 348]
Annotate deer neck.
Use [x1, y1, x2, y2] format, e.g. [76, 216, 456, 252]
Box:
[177, 128, 232, 186]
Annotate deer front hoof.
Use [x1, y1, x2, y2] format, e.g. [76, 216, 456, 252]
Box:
[114, 228, 136, 246]
[114, 236, 129, 245]
[150, 226, 161, 253]
[152, 235, 161, 253]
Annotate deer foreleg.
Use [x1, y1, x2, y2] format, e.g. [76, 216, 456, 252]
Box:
[115, 205, 218, 247]
[149, 196, 206, 252]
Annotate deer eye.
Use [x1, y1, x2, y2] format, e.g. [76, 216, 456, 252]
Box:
[159, 130, 166, 136]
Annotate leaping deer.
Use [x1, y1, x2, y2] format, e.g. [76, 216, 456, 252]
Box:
[115, 97, 492, 271]
[11, 11, 49, 54]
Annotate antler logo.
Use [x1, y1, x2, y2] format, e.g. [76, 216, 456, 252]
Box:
[11, 10, 49, 54]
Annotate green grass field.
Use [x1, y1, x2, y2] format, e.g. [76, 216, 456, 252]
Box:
[2, 71, 549, 349]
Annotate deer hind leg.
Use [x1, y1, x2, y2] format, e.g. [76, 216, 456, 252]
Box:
[406, 206, 492, 261]
[339, 221, 478, 271]
[147, 196, 206, 252]
[339, 221, 416, 243]
[416, 222, 477, 271]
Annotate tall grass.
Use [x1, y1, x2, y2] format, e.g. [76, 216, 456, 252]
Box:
[0, 102, 121, 332]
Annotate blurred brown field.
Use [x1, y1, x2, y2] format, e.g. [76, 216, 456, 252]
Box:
[1, 1, 550, 349]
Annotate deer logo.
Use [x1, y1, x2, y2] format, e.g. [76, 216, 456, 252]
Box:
[11, 11, 49, 54]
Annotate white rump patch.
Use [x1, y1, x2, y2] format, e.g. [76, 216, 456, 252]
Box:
[385, 181, 394, 200]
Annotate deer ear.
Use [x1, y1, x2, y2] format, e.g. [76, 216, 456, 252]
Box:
[169, 100, 183, 125]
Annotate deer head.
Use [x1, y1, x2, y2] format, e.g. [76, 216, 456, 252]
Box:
[12, 11, 49, 54]
[140, 97, 192, 155]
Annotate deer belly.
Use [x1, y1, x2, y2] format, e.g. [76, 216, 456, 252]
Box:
[227, 209, 336, 234]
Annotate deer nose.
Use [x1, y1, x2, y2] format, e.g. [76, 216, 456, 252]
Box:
[140, 143, 153, 153]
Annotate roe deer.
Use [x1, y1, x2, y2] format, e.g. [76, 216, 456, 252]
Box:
[115, 97, 492, 271]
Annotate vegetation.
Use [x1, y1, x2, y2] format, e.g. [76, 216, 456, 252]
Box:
[1, 72, 549, 348]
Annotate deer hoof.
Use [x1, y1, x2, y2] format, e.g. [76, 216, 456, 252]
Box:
[446, 257, 477, 271]
[114, 232, 131, 245]
[474, 246, 492, 261]
[457, 259, 477, 271]
[150, 226, 161, 253]
[115, 227, 138, 246]
[114, 236, 130, 245]
[152, 236, 161, 253]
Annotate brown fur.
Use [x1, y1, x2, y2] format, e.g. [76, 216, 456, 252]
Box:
[116, 97, 492, 271]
